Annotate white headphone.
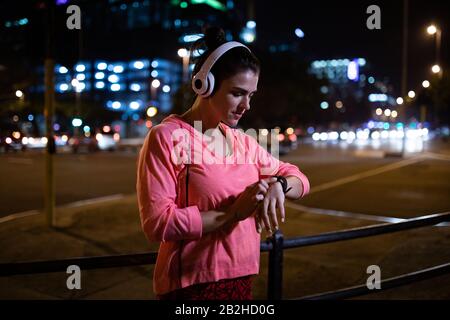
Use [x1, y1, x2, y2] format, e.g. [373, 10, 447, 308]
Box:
[191, 41, 251, 98]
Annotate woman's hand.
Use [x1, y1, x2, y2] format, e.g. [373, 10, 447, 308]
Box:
[255, 180, 286, 235]
[226, 177, 277, 224]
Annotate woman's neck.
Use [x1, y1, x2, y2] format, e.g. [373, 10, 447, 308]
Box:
[181, 97, 220, 133]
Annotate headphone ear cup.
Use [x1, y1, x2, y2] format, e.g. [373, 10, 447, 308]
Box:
[203, 72, 215, 98]
[192, 73, 206, 96]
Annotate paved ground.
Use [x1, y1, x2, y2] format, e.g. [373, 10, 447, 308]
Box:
[0, 138, 449, 299]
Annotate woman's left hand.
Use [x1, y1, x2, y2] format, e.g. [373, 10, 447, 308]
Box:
[255, 181, 285, 235]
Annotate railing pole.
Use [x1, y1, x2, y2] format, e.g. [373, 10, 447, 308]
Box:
[267, 229, 284, 300]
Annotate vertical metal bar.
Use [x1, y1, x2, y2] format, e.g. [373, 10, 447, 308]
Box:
[44, 0, 56, 227]
[267, 229, 284, 300]
[401, 0, 409, 156]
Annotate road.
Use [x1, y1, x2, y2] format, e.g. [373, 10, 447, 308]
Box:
[0, 139, 449, 220]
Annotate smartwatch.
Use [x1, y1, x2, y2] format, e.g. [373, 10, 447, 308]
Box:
[273, 176, 292, 194]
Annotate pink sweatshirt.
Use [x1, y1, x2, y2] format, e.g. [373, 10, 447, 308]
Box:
[137, 114, 310, 295]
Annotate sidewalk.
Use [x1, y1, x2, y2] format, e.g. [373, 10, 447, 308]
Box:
[0, 195, 449, 299]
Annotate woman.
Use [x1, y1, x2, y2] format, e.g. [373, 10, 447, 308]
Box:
[137, 27, 310, 300]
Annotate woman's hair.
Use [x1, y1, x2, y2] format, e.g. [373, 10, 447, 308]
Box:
[190, 27, 260, 96]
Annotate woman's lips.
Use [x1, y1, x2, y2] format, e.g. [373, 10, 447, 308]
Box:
[232, 112, 244, 119]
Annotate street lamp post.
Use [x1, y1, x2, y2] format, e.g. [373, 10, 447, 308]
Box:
[178, 48, 189, 83]
[427, 24, 443, 78]
[151, 79, 160, 102]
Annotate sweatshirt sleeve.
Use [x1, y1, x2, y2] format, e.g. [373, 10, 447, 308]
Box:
[137, 125, 203, 243]
[249, 135, 310, 197]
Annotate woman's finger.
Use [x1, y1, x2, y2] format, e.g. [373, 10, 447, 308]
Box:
[261, 198, 272, 233]
[278, 197, 286, 223]
[259, 179, 269, 190]
[255, 213, 263, 233]
[269, 200, 278, 231]
[256, 183, 268, 195]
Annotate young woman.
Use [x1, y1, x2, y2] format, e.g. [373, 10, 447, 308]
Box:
[137, 27, 310, 300]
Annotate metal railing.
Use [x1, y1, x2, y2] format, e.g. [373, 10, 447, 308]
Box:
[0, 211, 449, 300]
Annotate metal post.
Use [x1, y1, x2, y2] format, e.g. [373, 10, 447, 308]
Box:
[44, 0, 56, 227]
[267, 230, 284, 300]
[436, 29, 442, 79]
[401, 0, 409, 157]
[182, 55, 189, 83]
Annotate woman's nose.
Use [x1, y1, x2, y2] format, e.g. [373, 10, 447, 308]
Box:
[241, 96, 251, 110]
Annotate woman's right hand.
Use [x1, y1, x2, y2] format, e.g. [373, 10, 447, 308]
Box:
[227, 177, 278, 223]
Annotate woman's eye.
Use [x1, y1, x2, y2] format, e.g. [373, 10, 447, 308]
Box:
[232, 92, 242, 97]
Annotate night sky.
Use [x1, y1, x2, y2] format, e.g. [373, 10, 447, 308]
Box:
[1, 0, 449, 98]
[256, 0, 450, 96]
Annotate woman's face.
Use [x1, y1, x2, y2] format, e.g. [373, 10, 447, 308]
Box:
[208, 69, 259, 127]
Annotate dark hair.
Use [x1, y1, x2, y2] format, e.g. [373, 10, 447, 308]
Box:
[190, 27, 260, 96]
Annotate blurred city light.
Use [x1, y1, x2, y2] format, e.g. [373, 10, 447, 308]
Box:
[431, 64, 441, 74]
[384, 109, 391, 117]
[335, 101, 343, 109]
[95, 82, 105, 89]
[133, 61, 145, 69]
[243, 32, 255, 43]
[15, 90, 23, 98]
[340, 131, 348, 140]
[95, 72, 105, 79]
[96, 62, 107, 70]
[72, 118, 83, 127]
[71, 79, 79, 87]
[329, 132, 339, 140]
[376, 108, 383, 116]
[320, 101, 329, 109]
[113, 65, 124, 73]
[130, 101, 140, 110]
[110, 84, 121, 91]
[246, 20, 256, 29]
[427, 25, 437, 35]
[58, 66, 68, 74]
[182, 34, 203, 43]
[75, 64, 86, 72]
[347, 60, 359, 81]
[108, 75, 119, 83]
[396, 97, 404, 105]
[147, 106, 158, 117]
[162, 85, 171, 93]
[422, 80, 430, 88]
[295, 28, 305, 38]
[151, 79, 161, 88]
[369, 93, 387, 102]
[130, 83, 141, 92]
[408, 90, 415, 98]
[391, 110, 398, 118]
[177, 48, 188, 58]
[75, 82, 85, 92]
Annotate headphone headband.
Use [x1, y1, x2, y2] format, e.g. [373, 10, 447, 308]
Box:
[192, 41, 251, 97]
